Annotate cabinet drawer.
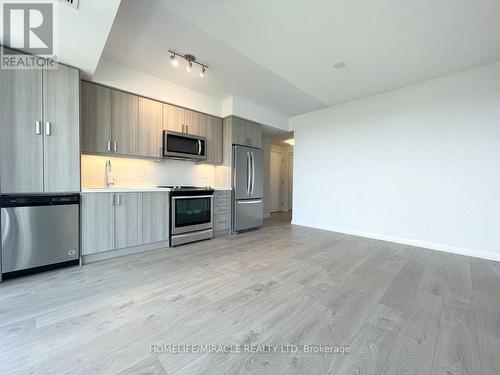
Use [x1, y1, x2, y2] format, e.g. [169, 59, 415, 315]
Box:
[214, 190, 231, 198]
[214, 213, 231, 231]
[214, 197, 231, 207]
[213, 205, 231, 215]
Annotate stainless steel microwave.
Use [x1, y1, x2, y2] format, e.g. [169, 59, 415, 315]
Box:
[162, 130, 207, 161]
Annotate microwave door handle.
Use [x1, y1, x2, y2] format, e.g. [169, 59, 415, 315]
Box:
[198, 139, 202, 155]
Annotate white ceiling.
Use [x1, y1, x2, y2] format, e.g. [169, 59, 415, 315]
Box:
[104, 0, 500, 116]
[102, 0, 324, 117]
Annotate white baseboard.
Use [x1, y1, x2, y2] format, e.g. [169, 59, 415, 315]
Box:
[291, 220, 500, 262]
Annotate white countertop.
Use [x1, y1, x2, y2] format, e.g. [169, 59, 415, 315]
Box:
[81, 187, 231, 193]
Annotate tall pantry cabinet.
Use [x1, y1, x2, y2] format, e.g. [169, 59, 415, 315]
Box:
[0, 51, 80, 194]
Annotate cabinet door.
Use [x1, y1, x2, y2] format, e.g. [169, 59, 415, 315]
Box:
[184, 110, 204, 136]
[43, 63, 80, 192]
[81, 81, 112, 154]
[138, 97, 162, 158]
[142, 192, 169, 243]
[252, 122, 262, 149]
[114, 193, 142, 249]
[243, 119, 254, 147]
[81, 193, 115, 255]
[213, 117, 223, 163]
[0, 65, 44, 193]
[113, 91, 139, 155]
[163, 103, 184, 133]
[203, 115, 223, 164]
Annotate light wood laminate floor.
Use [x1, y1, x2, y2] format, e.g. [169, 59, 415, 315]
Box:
[1, 213, 500, 374]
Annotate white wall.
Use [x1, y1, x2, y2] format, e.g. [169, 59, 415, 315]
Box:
[290, 61, 500, 261]
[81, 155, 217, 189]
[222, 96, 290, 131]
[92, 58, 223, 116]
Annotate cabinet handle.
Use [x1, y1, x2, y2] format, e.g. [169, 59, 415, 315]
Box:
[35, 121, 42, 135]
[182, 124, 185, 133]
[159, 146, 163, 158]
[113, 141, 118, 152]
[45, 122, 52, 136]
[107, 140, 111, 152]
[111, 194, 115, 206]
[116, 194, 121, 206]
[186, 125, 189, 134]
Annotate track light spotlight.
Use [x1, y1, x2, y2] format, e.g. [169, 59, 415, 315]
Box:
[170, 54, 178, 67]
[200, 66, 206, 78]
[186, 61, 193, 72]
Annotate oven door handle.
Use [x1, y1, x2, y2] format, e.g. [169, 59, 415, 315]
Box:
[172, 195, 214, 200]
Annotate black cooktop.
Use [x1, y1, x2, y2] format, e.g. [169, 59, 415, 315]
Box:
[157, 186, 214, 194]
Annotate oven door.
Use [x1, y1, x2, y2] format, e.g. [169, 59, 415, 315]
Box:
[163, 131, 206, 160]
[171, 195, 213, 235]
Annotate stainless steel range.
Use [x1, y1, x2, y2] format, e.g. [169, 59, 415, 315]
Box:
[158, 186, 214, 247]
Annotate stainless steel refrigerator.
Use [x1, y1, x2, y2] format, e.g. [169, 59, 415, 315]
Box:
[232, 145, 264, 233]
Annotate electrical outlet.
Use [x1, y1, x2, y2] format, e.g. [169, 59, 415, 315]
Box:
[423, 222, 432, 231]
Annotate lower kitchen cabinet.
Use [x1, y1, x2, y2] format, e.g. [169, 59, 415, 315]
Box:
[114, 193, 142, 249]
[81, 193, 115, 255]
[81, 192, 170, 255]
[142, 192, 169, 243]
[213, 190, 232, 235]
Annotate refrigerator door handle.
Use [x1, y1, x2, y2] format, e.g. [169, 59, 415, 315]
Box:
[246, 151, 251, 194]
[251, 152, 255, 195]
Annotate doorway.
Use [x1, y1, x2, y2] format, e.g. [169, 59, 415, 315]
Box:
[270, 150, 283, 213]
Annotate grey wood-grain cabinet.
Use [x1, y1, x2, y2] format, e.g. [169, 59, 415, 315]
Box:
[81, 81, 112, 154]
[113, 91, 139, 156]
[163, 104, 204, 136]
[162, 103, 184, 133]
[142, 192, 169, 243]
[139, 97, 163, 158]
[81, 192, 170, 255]
[81, 193, 115, 255]
[228, 116, 262, 149]
[81, 82, 224, 163]
[0, 54, 80, 194]
[213, 190, 231, 234]
[202, 115, 223, 164]
[114, 192, 142, 249]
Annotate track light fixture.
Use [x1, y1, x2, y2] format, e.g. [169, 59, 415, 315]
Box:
[168, 49, 208, 77]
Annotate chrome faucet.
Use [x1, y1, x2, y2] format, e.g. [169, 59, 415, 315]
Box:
[104, 160, 114, 187]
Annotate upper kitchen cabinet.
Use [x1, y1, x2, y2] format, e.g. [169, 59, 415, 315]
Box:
[138, 97, 163, 158]
[0, 52, 80, 194]
[112, 90, 139, 155]
[163, 104, 204, 137]
[184, 110, 205, 137]
[81, 82, 224, 164]
[81, 81, 112, 154]
[82, 83, 141, 157]
[203, 115, 223, 164]
[163, 103, 184, 133]
[229, 116, 263, 149]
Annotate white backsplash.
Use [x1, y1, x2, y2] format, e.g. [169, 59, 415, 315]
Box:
[81, 155, 223, 189]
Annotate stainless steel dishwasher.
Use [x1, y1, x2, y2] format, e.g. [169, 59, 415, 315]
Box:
[1, 194, 80, 280]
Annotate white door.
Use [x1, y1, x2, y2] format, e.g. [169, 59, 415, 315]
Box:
[288, 153, 293, 211]
[270, 151, 283, 213]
